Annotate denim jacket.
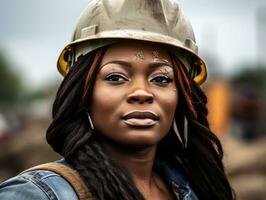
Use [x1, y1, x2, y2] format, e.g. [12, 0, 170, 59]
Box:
[0, 159, 198, 200]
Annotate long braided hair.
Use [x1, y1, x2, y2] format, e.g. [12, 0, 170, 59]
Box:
[46, 47, 235, 200]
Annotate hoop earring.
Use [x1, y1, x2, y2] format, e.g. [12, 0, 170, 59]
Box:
[173, 116, 188, 149]
[86, 112, 94, 130]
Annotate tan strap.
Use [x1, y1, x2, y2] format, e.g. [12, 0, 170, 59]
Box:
[21, 163, 94, 200]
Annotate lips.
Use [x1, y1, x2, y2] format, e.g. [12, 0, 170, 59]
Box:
[122, 111, 159, 127]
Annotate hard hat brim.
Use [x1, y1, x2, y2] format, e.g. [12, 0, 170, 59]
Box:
[57, 30, 207, 84]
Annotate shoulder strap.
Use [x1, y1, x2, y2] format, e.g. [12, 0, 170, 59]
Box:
[21, 163, 94, 200]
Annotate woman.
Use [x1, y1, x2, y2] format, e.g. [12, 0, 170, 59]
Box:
[0, 0, 234, 199]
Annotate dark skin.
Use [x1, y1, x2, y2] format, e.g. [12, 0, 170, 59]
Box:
[91, 41, 177, 200]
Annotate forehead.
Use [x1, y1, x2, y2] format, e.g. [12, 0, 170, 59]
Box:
[101, 40, 171, 63]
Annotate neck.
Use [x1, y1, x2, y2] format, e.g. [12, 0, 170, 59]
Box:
[101, 140, 157, 195]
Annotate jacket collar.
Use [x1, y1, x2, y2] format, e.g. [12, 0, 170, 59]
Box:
[154, 158, 199, 200]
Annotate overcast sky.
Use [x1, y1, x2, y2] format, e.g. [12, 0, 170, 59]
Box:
[1, 0, 266, 88]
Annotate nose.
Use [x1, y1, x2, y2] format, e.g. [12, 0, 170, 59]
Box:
[127, 89, 154, 104]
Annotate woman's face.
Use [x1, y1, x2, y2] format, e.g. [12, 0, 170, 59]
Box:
[91, 41, 178, 148]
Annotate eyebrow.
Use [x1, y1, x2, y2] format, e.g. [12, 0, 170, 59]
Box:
[99, 60, 173, 70]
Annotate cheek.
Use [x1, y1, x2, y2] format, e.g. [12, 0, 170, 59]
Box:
[155, 87, 178, 129]
[91, 81, 124, 122]
[93, 83, 112, 105]
[157, 88, 178, 113]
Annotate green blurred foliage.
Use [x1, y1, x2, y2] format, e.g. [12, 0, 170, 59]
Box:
[23, 83, 59, 103]
[0, 51, 23, 103]
[230, 66, 266, 97]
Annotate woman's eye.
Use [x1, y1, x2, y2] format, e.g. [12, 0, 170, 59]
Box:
[104, 73, 128, 83]
[151, 75, 173, 84]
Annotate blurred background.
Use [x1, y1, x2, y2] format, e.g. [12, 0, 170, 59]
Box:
[0, 0, 265, 199]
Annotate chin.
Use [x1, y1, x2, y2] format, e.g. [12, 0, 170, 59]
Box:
[96, 127, 168, 149]
[117, 130, 164, 148]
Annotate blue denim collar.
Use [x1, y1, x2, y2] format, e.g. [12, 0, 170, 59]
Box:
[154, 158, 199, 200]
